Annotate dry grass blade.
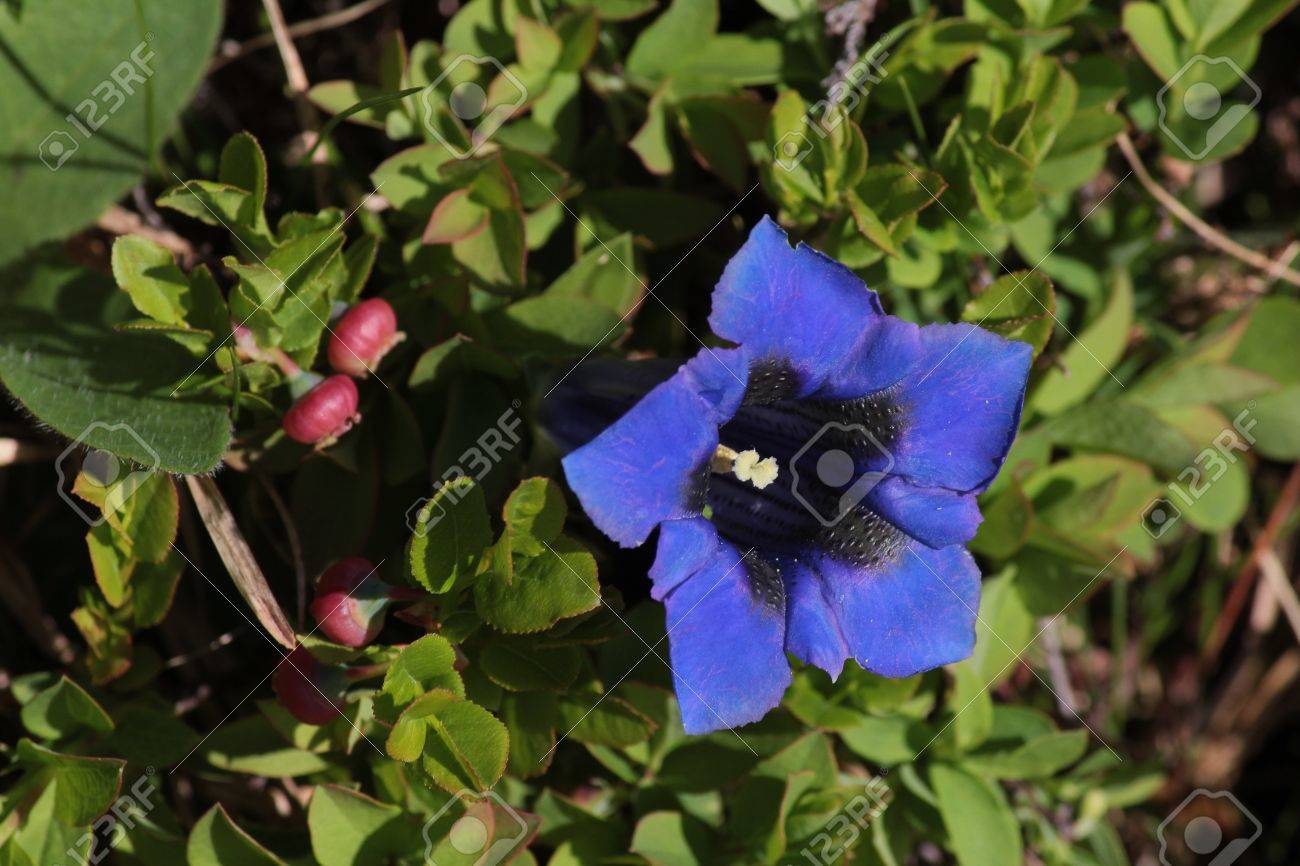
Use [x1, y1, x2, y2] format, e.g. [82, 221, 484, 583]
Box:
[185, 476, 296, 648]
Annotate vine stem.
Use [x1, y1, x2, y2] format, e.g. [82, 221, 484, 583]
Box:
[1115, 133, 1300, 287]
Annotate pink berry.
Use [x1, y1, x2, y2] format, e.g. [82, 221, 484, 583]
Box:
[283, 375, 360, 445]
[272, 646, 345, 726]
[311, 557, 425, 647]
[328, 299, 403, 378]
[311, 557, 383, 647]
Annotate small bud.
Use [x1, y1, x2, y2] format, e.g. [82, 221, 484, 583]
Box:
[283, 374, 360, 446]
[272, 646, 346, 726]
[328, 298, 404, 378]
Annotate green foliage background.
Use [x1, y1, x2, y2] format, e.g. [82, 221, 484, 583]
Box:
[1, 0, 1298, 864]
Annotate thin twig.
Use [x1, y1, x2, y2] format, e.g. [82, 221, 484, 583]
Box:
[255, 473, 307, 630]
[1116, 133, 1300, 287]
[260, 0, 327, 202]
[1257, 547, 1300, 645]
[210, 0, 392, 72]
[97, 205, 197, 266]
[1205, 463, 1300, 661]
[0, 540, 76, 665]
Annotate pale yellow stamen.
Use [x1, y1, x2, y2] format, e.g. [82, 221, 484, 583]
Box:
[712, 444, 779, 490]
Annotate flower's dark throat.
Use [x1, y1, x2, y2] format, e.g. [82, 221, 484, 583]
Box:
[692, 360, 909, 601]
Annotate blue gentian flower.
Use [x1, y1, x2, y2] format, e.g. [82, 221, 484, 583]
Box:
[546, 216, 1032, 734]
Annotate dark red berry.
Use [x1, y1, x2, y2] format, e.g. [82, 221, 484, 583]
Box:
[283, 375, 360, 446]
[328, 298, 403, 378]
[272, 646, 345, 726]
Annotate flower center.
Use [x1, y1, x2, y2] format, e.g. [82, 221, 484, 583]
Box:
[711, 444, 779, 489]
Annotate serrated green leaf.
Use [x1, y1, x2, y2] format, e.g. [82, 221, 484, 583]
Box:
[409, 477, 492, 595]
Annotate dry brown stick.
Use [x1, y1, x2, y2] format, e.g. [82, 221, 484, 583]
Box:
[184, 476, 297, 649]
[1115, 132, 1300, 287]
[1205, 463, 1300, 662]
[210, 0, 392, 72]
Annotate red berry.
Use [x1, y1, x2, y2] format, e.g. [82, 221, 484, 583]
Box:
[311, 557, 384, 647]
[328, 298, 403, 378]
[283, 375, 360, 445]
[310, 558, 425, 647]
[272, 646, 345, 725]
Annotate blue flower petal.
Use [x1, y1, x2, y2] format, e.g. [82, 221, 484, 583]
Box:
[816, 544, 980, 677]
[562, 350, 748, 547]
[649, 517, 721, 601]
[783, 561, 849, 679]
[662, 543, 791, 734]
[820, 315, 921, 400]
[710, 217, 883, 396]
[890, 324, 1032, 493]
[865, 477, 983, 549]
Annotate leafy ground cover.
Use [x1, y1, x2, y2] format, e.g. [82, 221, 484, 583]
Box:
[1, 0, 1299, 864]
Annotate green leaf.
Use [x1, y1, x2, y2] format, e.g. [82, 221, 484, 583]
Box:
[630, 812, 712, 866]
[503, 477, 567, 557]
[0, 250, 230, 473]
[963, 730, 1089, 779]
[483, 293, 626, 357]
[480, 640, 581, 691]
[546, 233, 644, 317]
[625, 0, 718, 80]
[840, 713, 928, 765]
[0, 0, 222, 265]
[1031, 269, 1132, 415]
[188, 805, 287, 866]
[409, 477, 493, 594]
[15, 739, 124, 826]
[387, 690, 509, 793]
[501, 691, 557, 777]
[556, 690, 656, 747]
[1044, 400, 1198, 474]
[307, 785, 416, 866]
[111, 236, 193, 325]
[20, 676, 114, 741]
[476, 535, 601, 633]
[218, 132, 270, 231]
[201, 716, 333, 777]
[962, 270, 1056, 356]
[930, 763, 1023, 866]
[382, 635, 464, 705]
